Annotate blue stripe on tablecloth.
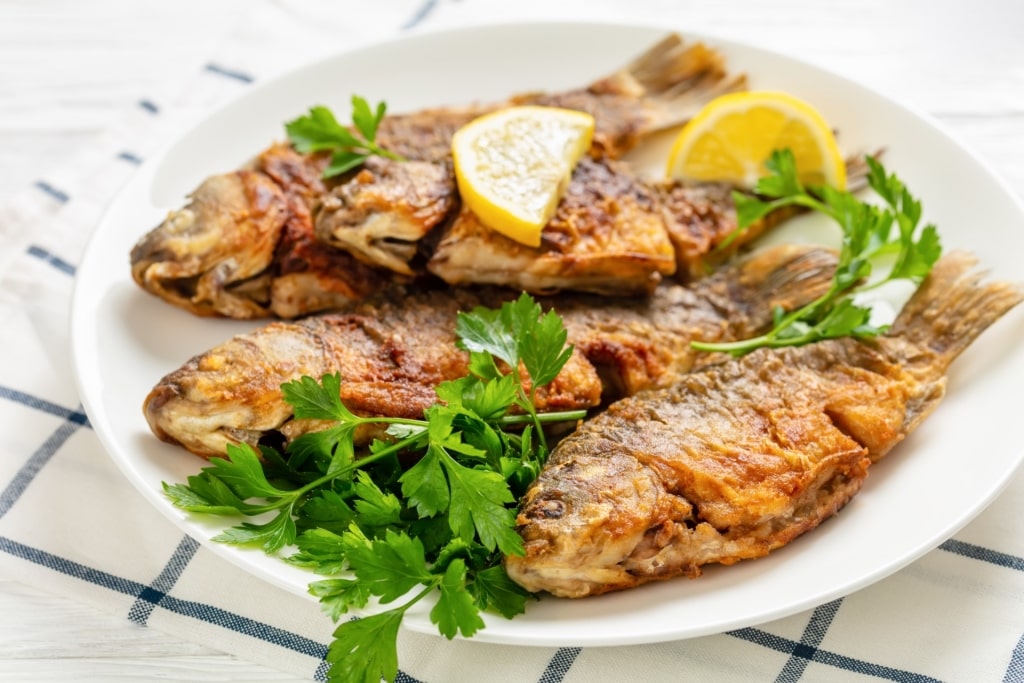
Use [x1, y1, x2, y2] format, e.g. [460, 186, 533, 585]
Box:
[117, 150, 144, 165]
[401, 0, 438, 29]
[33, 180, 70, 204]
[0, 386, 90, 424]
[204, 63, 254, 83]
[775, 599, 843, 682]
[26, 245, 76, 276]
[729, 626, 941, 683]
[940, 539, 1024, 572]
[0, 417, 86, 519]
[537, 647, 581, 682]
[1006, 632, 1024, 683]
[128, 535, 200, 625]
[138, 99, 160, 113]
[0, 535, 329, 660]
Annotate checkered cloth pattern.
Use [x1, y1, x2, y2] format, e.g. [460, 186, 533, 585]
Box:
[2, 2, 1023, 681]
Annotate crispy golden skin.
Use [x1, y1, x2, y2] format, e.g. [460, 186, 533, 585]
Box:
[427, 158, 677, 295]
[507, 252, 1024, 598]
[130, 34, 747, 318]
[144, 244, 838, 458]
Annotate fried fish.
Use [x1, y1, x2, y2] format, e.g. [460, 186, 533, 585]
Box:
[131, 35, 745, 318]
[143, 244, 838, 458]
[506, 251, 1023, 598]
[423, 155, 835, 296]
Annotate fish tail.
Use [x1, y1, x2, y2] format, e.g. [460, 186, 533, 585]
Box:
[842, 150, 881, 193]
[710, 245, 839, 336]
[889, 250, 1024, 371]
[594, 34, 747, 132]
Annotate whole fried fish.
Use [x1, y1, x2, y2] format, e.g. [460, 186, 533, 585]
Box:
[144, 244, 837, 458]
[506, 252, 1023, 598]
[131, 34, 745, 318]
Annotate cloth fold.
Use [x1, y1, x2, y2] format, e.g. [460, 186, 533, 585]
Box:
[2, 2, 1023, 681]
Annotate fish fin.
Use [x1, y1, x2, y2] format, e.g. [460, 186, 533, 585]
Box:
[842, 149, 884, 193]
[591, 34, 748, 132]
[889, 250, 1024, 372]
[702, 245, 839, 337]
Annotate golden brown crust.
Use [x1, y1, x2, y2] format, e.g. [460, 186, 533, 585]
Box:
[506, 254, 1023, 599]
[427, 158, 677, 295]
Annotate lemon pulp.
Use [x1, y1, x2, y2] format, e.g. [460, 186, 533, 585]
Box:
[452, 106, 595, 247]
[666, 91, 846, 190]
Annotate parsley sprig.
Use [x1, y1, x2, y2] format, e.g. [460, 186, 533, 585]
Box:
[285, 95, 404, 178]
[162, 293, 584, 683]
[693, 149, 942, 356]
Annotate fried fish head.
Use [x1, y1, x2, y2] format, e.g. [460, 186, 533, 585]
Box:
[130, 170, 285, 318]
[314, 157, 458, 276]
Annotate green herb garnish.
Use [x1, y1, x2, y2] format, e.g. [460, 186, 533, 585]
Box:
[693, 149, 942, 356]
[285, 95, 404, 178]
[162, 293, 584, 683]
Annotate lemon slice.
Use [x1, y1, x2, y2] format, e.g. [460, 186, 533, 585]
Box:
[452, 106, 595, 247]
[666, 91, 846, 190]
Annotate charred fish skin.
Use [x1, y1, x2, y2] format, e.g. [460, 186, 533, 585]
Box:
[426, 157, 678, 296]
[506, 251, 1023, 599]
[129, 35, 747, 319]
[143, 244, 839, 460]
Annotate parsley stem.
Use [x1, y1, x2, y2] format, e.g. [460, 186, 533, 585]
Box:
[497, 410, 586, 425]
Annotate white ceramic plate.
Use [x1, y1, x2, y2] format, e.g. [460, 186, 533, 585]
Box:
[71, 21, 1024, 647]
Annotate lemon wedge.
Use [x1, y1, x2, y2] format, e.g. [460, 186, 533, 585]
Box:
[452, 106, 595, 247]
[666, 91, 846, 190]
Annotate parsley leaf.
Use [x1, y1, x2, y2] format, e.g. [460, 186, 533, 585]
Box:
[285, 96, 403, 179]
[326, 611, 404, 683]
[350, 471, 403, 528]
[343, 528, 433, 602]
[206, 443, 289, 500]
[442, 459, 521, 555]
[214, 506, 297, 553]
[309, 578, 371, 621]
[281, 373, 354, 422]
[469, 565, 532, 619]
[162, 473, 259, 515]
[295, 490, 356, 535]
[400, 444, 450, 518]
[289, 528, 349, 575]
[520, 308, 575, 388]
[431, 559, 485, 639]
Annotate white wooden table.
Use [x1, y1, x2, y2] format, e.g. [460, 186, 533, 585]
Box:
[1, 0, 1022, 679]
